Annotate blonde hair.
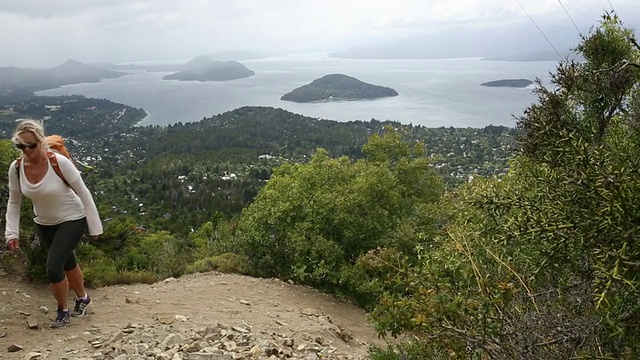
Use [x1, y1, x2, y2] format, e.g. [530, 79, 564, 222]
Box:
[13, 119, 48, 149]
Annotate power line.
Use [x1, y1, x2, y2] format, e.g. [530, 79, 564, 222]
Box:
[557, 0, 581, 35]
[512, 0, 563, 59]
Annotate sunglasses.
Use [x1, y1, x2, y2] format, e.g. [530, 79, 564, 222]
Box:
[15, 142, 38, 150]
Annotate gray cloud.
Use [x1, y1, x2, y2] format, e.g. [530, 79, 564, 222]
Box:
[0, 0, 636, 67]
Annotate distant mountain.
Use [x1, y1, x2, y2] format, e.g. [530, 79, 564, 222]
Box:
[204, 50, 274, 61]
[90, 63, 147, 71]
[328, 22, 577, 60]
[281, 74, 398, 103]
[481, 79, 534, 88]
[162, 56, 255, 82]
[0, 60, 128, 92]
[328, 14, 640, 60]
[43, 60, 126, 83]
[144, 53, 266, 72]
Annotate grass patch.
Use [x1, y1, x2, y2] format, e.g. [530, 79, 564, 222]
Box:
[185, 252, 250, 275]
[85, 269, 156, 288]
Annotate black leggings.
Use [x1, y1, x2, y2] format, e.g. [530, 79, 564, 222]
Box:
[37, 218, 87, 283]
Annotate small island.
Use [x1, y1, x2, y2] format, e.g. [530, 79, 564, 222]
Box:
[163, 57, 255, 82]
[480, 79, 534, 88]
[281, 74, 398, 103]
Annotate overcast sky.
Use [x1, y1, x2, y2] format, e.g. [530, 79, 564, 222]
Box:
[0, 0, 636, 67]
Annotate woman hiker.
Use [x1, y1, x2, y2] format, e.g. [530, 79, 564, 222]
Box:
[5, 119, 103, 328]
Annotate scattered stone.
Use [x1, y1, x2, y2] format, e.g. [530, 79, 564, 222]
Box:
[283, 338, 295, 347]
[0, 332, 6, 338]
[19, 311, 30, 316]
[160, 333, 183, 350]
[125, 297, 140, 304]
[239, 299, 251, 306]
[334, 326, 353, 342]
[155, 316, 175, 325]
[25, 352, 42, 359]
[26, 316, 38, 329]
[45, 320, 368, 360]
[38, 306, 49, 314]
[231, 326, 249, 333]
[301, 309, 321, 317]
[175, 315, 188, 322]
[89, 340, 103, 348]
[7, 344, 23, 352]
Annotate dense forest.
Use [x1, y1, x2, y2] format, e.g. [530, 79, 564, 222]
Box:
[1, 14, 639, 360]
[0, 95, 517, 235]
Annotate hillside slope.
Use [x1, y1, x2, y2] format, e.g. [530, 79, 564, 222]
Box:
[0, 271, 384, 359]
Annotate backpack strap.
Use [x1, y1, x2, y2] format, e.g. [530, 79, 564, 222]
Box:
[47, 151, 70, 187]
[15, 151, 70, 187]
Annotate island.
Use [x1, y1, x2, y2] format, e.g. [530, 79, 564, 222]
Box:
[281, 74, 398, 103]
[162, 56, 255, 82]
[480, 79, 534, 88]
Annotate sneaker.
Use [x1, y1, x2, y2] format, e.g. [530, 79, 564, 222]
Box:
[71, 295, 92, 317]
[50, 309, 70, 328]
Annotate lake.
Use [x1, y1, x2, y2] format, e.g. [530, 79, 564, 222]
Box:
[37, 53, 558, 128]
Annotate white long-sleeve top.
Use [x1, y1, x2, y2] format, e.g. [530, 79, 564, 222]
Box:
[5, 153, 103, 242]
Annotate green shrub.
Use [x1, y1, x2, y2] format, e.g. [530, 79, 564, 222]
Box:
[234, 129, 444, 298]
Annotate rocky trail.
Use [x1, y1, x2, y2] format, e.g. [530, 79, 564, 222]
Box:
[0, 270, 387, 360]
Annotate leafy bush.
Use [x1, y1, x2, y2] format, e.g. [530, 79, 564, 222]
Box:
[233, 128, 444, 300]
[369, 13, 640, 359]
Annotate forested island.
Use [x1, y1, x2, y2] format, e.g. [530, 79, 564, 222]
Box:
[281, 73, 398, 102]
[480, 78, 533, 87]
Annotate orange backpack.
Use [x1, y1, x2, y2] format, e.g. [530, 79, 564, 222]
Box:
[15, 135, 74, 187]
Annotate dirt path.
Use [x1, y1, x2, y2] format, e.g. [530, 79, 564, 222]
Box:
[0, 271, 387, 359]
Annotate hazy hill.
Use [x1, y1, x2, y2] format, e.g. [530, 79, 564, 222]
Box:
[42, 59, 126, 83]
[281, 74, 398, 103]
[0, 60, 128, 92]
[162, 57, 255, 81]
[144, 55, 258, 75]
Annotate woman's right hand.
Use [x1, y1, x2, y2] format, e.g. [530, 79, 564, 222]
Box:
[7, 238, 19, 251]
